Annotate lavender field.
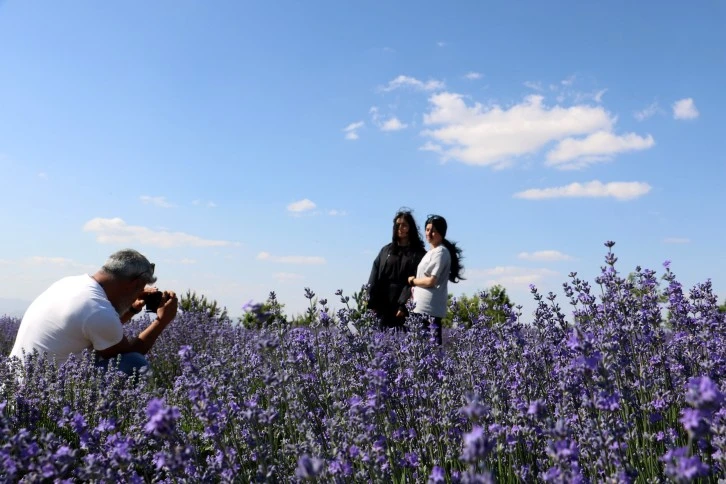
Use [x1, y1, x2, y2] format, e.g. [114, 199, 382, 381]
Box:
[2, 243, 726, 482]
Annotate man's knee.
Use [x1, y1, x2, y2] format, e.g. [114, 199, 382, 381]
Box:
[118, 352, 149, 375]
[97, 352, 149, 376]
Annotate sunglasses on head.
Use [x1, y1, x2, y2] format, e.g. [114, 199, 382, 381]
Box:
[137, 262, 155, 281]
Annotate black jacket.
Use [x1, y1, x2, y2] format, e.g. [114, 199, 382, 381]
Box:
[367, 242, 426, 317]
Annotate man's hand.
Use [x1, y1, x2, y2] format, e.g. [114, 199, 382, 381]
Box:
[121, 287, 159, 323]
[156, 290, 178, 324]
[131, 286, 159, 312]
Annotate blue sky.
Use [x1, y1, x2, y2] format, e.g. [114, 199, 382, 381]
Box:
[1, 1, 724, 319]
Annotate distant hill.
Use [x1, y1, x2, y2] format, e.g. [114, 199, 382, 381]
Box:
[0, 298, 30, 318]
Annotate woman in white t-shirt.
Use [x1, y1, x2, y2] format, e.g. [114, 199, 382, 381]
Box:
[408, 215, 464, 345]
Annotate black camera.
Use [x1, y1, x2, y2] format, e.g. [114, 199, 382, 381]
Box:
[145, 291, 163, 313]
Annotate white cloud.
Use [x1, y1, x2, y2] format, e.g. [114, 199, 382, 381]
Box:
[140, 195, 175, 208]
[593, 89, 607, 103]
[514, 180, 652, 201]
[287, 198, 316, 213]
[663, 237, 691, 244]
[517, 250, 574, 261]
[38, 172, 48, 179]
[273, 272, 305, 282]
[466, 266, 559, 287]
[83, 217, 236, 248]
[673, 98, 699, 120]
[561, 75, 576, 86]
[546, 131, 655, 169]
[0, 257, 94, 272]
[327, 209, 347, 216]
[257, 252, 326, 265]
[437, 41, 447, 47]
[27, 256, 75, 267]
[634, 101, 662, 121]
[523, 81, 544, 91]
[23, 256, 96, 272]
[161, 257, 198, 265]
[343, 121, 364, 140]
[464, 72, 482, 80]
[371, 107, 407, 132]
[380, 117, 408, 131]
[532, 76, 604, 105]
[421, 93, 618, 168]
[569, 89, 606, 104]
[380, 75, 445, 93]
[419, 141, 443, 154]
[192, 199, 217, 208]
[421, 92, 653, 169]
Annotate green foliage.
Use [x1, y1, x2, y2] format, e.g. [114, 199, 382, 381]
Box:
[442, 285, 513, 328]
[239, 302, 277, 329]
[348, 287, 368, 320]
[289, 304, 316, 327]
[626, 271, 669, 304]
[719, 300, 726, 314]
[239, 296, 285, 330]
[179, 290, 228, 319]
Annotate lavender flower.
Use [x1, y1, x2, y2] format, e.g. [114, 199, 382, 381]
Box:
[144, 398, 180, 438]
[461, 426, 493, 462]
[662, 447, 709, 482]
[295, 454, 324, 479]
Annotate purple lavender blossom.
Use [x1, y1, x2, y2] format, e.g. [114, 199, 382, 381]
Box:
[429, 465, 446, 483]
[295, 454, 324, 479]
[144, 398, 180, 438]
[461, 426, 493, 462]
[662, 447, 709, 482]
[685, 376, 724, 411]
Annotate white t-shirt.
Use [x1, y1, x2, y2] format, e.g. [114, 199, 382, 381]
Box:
[412, 246, 451, 318]
[10, 275, 124, 366]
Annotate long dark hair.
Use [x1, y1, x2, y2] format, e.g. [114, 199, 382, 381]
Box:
[392, 208, 425, 252]
[425, 215, 465, 283]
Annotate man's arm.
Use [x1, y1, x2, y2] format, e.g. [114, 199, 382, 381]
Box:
[97, 291, 177, 358]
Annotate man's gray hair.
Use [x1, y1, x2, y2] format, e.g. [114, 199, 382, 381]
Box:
[101, 249, 157, 284]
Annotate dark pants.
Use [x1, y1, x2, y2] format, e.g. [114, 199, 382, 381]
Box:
[96, 352, 149, 376]
[422, 316, 443, 345]
[379, 311, 406, 331]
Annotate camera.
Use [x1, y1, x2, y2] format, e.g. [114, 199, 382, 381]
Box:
[145, 291, 164, 313]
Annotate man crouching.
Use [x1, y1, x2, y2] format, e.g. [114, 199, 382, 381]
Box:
[10, 249, 177, 376]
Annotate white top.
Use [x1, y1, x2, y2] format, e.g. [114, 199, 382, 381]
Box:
[10, 275, 124, 366]
[412, 245, 451, 318]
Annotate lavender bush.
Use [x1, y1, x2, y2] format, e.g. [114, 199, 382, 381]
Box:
[1, 242, 725, 482]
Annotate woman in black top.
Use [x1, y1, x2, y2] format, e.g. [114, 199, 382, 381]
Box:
[367, 209, 427, 330]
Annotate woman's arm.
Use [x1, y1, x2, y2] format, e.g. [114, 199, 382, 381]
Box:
[367, 246, 386, 309]
[408, 274, 438, 288]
